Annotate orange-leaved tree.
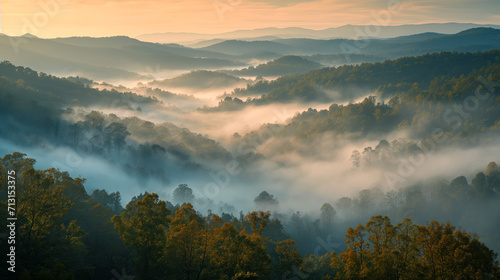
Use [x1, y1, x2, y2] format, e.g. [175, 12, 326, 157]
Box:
[112, 193, 170, 280]
[331, 215, 500, 280]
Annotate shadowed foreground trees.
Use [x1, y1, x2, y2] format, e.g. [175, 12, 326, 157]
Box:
[332, 215, 500, 280]
[112, 193, 170, 279]
[112, 195, 273, 280]
[0, 153, 98, 279]
[1, 152, 499, 280]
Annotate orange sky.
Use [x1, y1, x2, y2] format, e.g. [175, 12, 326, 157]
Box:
[1, 0, 499, 38]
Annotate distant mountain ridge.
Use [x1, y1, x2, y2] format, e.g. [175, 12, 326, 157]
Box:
[1, 26, 499, 83]
[136, 23, 500, 44]
[0, 34, 245, 82]
[200, 28, 500, 58]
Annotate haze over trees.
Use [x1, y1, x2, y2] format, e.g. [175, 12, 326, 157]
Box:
[1, 25, 500, 280]
[148, 70, 248, 90]
[209, 49, 500, 109]
[225, 55, 323, 77]
[198, 28, 500, 58]
[1, 152, 499, 279]
[2, 26, 499, 81]
[0, 62, 234, 184]
[254, 191, 279, 210]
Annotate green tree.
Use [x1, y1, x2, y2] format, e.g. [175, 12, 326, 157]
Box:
[275, 239, 303, 277]
[320, 203, 336, 233]
[332, 224, 369, 280]
[1, 153, 91, 279]
[112, 193, 171, 280]
[17, 167, 74, 271]
[91, 189, 123, 214]
[173, 184, 195, 204]
[165, 203, 209, 280]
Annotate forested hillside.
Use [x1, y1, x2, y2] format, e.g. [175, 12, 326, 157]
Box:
[1, 152, 499, 280]
[209, 50, 500, 108]
[1, 34, 500, 279]
[225, 55, 323, 77]
[0, 62, 232, 184]
[2, 0, 500, 275]
[0, 35, 243, 81]
[148, 70, 247, 90]
[225, 50, 499, 150]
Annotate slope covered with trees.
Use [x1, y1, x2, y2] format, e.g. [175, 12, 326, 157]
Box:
[226, 55, 323, 77]
[0, 61, 158, 108]
[227, 50, 500, 150]
[1, 152, 499, 280]
[207, 50, 500, 109]
[0, 35, 243, 81]
[0, 62, 232, 184]
[148, 70, 247, 90]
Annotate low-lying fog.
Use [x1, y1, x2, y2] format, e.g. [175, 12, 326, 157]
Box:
[3, 71, 499, 223]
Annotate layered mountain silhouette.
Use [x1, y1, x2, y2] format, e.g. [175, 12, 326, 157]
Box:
[1, 26, 498, 82]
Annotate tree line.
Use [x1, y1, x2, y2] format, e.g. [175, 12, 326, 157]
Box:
[1, 152, 499, 280]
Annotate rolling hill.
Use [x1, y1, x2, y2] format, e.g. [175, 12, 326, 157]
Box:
[148, 70, 248, 90]
[226, 55, 323, 77]
[206, 49, 500, 109]
[200, 28, 500, 59]
[0, 35, 245, 81]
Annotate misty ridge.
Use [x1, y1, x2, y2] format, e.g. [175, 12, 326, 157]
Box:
[1, 23, 500, 280]
[1, 151, 499, 279]
[147, 70, 249, 92]
[222, 55, 324, 77]
[137, 23, 500, 44]
[1, 26, 500, 83]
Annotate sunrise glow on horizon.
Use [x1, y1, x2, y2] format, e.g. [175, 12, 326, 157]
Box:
[2, 0, 499, 39]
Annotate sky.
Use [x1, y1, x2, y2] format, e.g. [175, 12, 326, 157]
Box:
[1, 0, 499, 38]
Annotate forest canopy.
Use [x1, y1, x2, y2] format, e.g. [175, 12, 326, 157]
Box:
[1, 152, 499, 280]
